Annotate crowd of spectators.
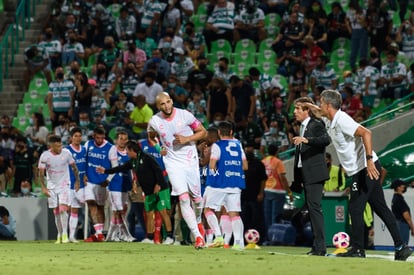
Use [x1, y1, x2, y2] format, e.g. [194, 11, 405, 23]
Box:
[2, 0, 414, 198]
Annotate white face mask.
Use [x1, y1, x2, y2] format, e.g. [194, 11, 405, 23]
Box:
[21, 187, 30, 194]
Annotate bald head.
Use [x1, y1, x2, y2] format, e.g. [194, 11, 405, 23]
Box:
[156, 92, 174, 116]
[155, 92, 171, 104]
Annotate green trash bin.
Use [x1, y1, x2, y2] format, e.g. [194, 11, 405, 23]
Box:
[322, 191, 349, 246]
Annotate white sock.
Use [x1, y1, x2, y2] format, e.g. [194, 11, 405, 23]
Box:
[54, 213, 62, 236]
[231, 216, 244, 248]
[206, 229, 214, 245]
[193, 197, 203, 224]
[60, 211, 69, 236]
[220, 215, 232, 245]
[179, 193, 200, 239]
[69, 213, 78, 239]
[205, 210, 222, 237]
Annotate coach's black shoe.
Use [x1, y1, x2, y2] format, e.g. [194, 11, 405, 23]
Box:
[336, 247, 366, 258]
[395, 245, 413, 261]
[310, 251, 326, 256]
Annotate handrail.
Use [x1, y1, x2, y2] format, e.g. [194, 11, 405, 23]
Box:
[0, 0, 38, 91]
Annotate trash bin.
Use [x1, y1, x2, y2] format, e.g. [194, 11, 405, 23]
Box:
[322, 191, 349, 246]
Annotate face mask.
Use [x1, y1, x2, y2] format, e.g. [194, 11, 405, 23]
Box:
[269, 127, 278, 135]
[274, 101, 283, 109]
[29, 118, 34, 126]
[312, 6, 320, 12]
[174, 56, 181, 62]
[66, 23, 75, 29]
[370, 52, 378, 58]
[79, 120, 89, 126]
[168, 83, 176, 88]
[97, 68, 106, 76]
[163, 42, 171, 49]
[199, 64, 206, 70]
[185, 28, 193, 35]
[128, 45, 135, 51]
[213, 120, 221, 126]
[104, 43, 112, 49]
[73, 10, 81, 16]
[21, 187, 30, 195]
[56, 72, 64, 79]
[218, 65, 225, 72]
[145, 82, 153, 87]
[71, 68, 79, 75]
[69, 38, 76, 43]
[153, 57, 161, 63]
[345, 77, 353, 83]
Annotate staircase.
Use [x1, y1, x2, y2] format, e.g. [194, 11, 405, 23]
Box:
[0, 0, 52, 117]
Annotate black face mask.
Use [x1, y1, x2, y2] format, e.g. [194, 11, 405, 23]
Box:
[218, 65, 225, 72]
[198, 64, 206, 70]
[69, 38, 76, 43]
[71, 68, 79, 75]
[370, 52, 378, 58]
[185, 28, 193, 35]
[56, 72, 64, 79]
[128, 45, 135, 51]
[145, 82, 153, 87]
[104, 43, 112, 49]
[97, 68, 106, 76]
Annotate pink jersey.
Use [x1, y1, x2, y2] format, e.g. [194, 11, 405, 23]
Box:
[38, 148, 74, 191]
[148, 108, 201, 168]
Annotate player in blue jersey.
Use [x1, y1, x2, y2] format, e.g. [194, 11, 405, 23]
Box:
[66, 127, 87, 243]
[84, 127, 117, 242]
[106, 130, 135, 242]
[203, 121, 248, 250]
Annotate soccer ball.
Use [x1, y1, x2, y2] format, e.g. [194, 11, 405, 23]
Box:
[244, 229, 260, 244]
[332, 232, 350, 248]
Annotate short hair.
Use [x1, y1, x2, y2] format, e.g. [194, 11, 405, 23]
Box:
[248, 67, 261, 76]
[70, 127, 82, 137]
[320, 89, 342, 110]
[126, 140, 141, 153]
[48, 135, 62, 144]
[218, 121, 233, 136]
[218, 57, 229, 65]
[116, 129, 128, 139]
[93, 126, 106, 136]
[267, 144, 279, 155]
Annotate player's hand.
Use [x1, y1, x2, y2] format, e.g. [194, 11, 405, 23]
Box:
[132, 183, 138, 194]
[153, 184, 161, 194]
[257, 192, 264, 202]
[42, 186, 50, 197]
[366, 160, 380, 180]
[173, 134, 187, 145]
[101, 180, 109, 188]
[96, 166, 105, 174]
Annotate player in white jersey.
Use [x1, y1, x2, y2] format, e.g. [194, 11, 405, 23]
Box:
[148, 92, 207, 249]
[38, 135, 80, 244]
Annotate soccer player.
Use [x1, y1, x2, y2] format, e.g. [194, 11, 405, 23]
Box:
[147, 92, 207, 249]
[203, 121, 248, 250]
[66, 127, 87, 243]
[84, 127, 117, 242]
[97, 140, 174, 244]
[38, 135, 80, 244]
[106, 130, 135, 242]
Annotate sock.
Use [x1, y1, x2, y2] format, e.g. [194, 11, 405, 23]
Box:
[154, 212, 162, 243]
[220, 215, 232, 245]
[206, 229, 214, 245]
[205, 210, 222, 237]
[193, 197, 203, 224]
[69, 213, 78, 239]
[147, 233, 154, 240]
[94, 223, 104, 235]
[60, 210, 69, 236]
[54, 208, 62, 236]
[179, 193, 200, 239]
[231, 216, 244, 248]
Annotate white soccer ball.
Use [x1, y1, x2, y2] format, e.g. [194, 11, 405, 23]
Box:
[244, 229, 260, 244]
[332, 232, 350, 248]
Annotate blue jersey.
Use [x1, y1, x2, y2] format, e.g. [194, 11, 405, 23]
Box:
[138, 139, 166, 171]
[207, 139, 246, 189]
[108, 149, 132, 192]
[85, 140, 115, 185]
[66, 144, 86, 189]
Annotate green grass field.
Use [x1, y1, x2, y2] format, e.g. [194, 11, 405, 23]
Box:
[0, 242, 413, 275]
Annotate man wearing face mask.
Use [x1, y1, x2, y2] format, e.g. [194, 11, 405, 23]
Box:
[23, 44, 53, 91]
[133, 71, 163, 110]
[47, 67, 76, 128]
[187, 55, 214, 92]
[123, 40, 146, 75]
[121, 62, 141, 98]
[61, 30, 85, 66]
[143, 49, 171, 79]
[166, 74, 189, 109]
[182, 22, 206, 58]
[97, 36, 122, 72]
[391, 179, 414, 245]
[338, 70, 361, 95]
[170, 48, 194, 86]
[259, 120, 289, 155]
[11, 136, 35, 196]
[115, 6, 137, 42]
[38, 28, 62, 71]
[213, 57, 235, 83]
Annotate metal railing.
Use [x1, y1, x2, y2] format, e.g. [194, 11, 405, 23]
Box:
[0, 0, 37, 91]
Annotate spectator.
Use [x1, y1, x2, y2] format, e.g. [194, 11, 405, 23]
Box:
[135, 28, 158, 59]
[187, 90, 208, 127]
[78, 111, 96, 143]
[165, 74, 189, 109]
[234, 1, 266, 43]
[73, 72, 93, 123]
[326, 1, 349, 52]
[140, 0, 162, 40]
[203, 0, 235, 52]
[53, 114, 71, 145]
[182, 22, 207, 60]
[170, 48, 195, 86]
[126, 95, 154, 140]
[310, 55, 338, 94]
[23, 44, 52, 91]
[303, 15, 328, 53]
[272, 12, 304, 56]
[305, 0, 328, 26]
[324, 152, 346, 192]
[61, 29, 85, 67]
[121, 62, 142, 99]
[235, 115, 263, 151]
[338, 70, 361, 95]
[345, 0, 368, 71]
[0, 150, 11, 194]
[97, 36, 122, 73]
[24, 112, 49, 153]
[108, 91, 135, 130]
[123, 38, 147, 73]
[369, 46, 382, 71]
[84, 17, 106, 66]
[206, 77, 233, 123]
[260, 118, 289, 155]
[65, 60, 80, 82]
[133, 71, 164, 110]
[115, 6, 137, 42]
[160, 0, 182, 36]
[187, 55, 214, 93]
[47, 67, 75, 128]
[0, 206, 16, 240]
[391, 179, 414, 245]
[230, 75, 256, 121]
[95, 62, 119, 105]
[276, 42, 303, 77]
[366, 0, 392, 55]
[378, 49, 408, 100]
[355, 58, 380, 115]
[259, 0, 288, 17]
[38, 27, 62, 71]
[143, 49, 171, 79]
[396, 21, 414, 60]
[287, 66, 308, 112]
[213, 57, 235, 83]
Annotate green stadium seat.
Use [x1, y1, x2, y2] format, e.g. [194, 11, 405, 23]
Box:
[257, 49, 276, 64]
[233, 49, 256, 65]
[196, 2, 208, 15]
[107, 3, 122, 19]
[258, 38, 274, 52]
[259, 61, 277, 76]
[209, 39, 232, 54]
[28, 76, 49, 94]
[234, 38, 256, 53]
[12, 117, 30, 133]
[192, 14, 208, 33]
[23, 90, 46, 105]
[232, 62, 251, 78]
[264, 13, 282, 26]
[331, 37, 351, 51]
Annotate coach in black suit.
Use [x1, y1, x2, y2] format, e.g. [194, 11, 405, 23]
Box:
[292, 97, 330, 256]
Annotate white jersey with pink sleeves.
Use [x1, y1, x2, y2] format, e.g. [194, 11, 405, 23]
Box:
[148, 108, 201, 168]
[38, 148, 75, 192]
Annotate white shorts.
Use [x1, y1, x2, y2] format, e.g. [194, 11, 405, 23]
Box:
[203, 187, 241, 212]
[84, 183, 107, 206]
[70, 188, 85, 208]
[48, 188, 70, 208]
[108, 191, 123, 211]
[166, 163, 201, 198]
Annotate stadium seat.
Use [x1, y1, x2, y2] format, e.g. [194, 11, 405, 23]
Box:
[107, 3, 122, 19]
[209, 39, 232, 54]
[12, 116, 30, 133]
[258, 38, 274, 52]
[232, 62, 251, 78]
[259, 61, 277, 76]
[273, 74, 288, 91]
[28, 76, 49, 94]
[23, 90, 46, 105]
[257, 49, 276, 64]
[331, 37, 351, 51]
[234, 38, 256, 53]
[264, 13, 282, 26]
[196, 2, 208, 16]
[233, 49, 256, 65]
[192, 14, 208, 33]
[330, 48, 350, 61]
